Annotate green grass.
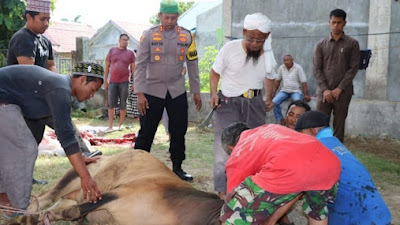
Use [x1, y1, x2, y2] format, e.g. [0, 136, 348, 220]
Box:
[353, 151, 400, 186]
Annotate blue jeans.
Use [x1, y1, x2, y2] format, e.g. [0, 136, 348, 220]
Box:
[272, 91, 303, 121]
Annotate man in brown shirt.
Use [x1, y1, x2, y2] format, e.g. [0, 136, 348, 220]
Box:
[313, 8, 360, 142]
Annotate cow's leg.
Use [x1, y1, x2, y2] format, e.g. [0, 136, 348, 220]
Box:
[53, 192, 118, 221]
[30, 160, 104, 211]
[29, 169, 82, 211]
[10, 192, 118, 224]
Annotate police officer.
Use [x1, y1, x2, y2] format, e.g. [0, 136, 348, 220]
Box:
[134, 0, 202, 181]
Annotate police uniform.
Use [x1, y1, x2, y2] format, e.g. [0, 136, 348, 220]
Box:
[133, 24, 200, 178]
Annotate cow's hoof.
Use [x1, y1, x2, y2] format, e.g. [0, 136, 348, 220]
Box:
[174, 170, 194, 182]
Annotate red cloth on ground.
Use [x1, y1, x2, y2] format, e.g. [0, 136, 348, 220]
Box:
[226, 124, 341, 194]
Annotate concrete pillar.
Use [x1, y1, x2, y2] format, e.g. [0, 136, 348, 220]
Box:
[75, 37, 89, 62]
[365, 0, 391, 100]
[222, 0, 232, 43]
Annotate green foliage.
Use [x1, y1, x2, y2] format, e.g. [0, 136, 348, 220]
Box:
[0, 0, 26, 65]
[178, 1, 195, 15]
[149, 14, 160, 26]
[149, 1, 195, 25]
[185, 45, 218, 92]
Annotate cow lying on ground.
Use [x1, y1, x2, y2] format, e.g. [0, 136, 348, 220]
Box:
[9, 150, 224, 225]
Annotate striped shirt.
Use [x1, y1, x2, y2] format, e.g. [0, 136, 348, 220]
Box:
[276, 62, 307, 93]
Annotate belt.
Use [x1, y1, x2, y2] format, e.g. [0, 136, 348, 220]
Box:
[241, 89, 261, 99]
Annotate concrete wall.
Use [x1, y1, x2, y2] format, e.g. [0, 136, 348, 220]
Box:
[187, 93, 400, 138]
[86, 91, 400, 138]
[387, 1, 400, 101]
[196, 3, 223, 57]
[225, 0, 369, 98]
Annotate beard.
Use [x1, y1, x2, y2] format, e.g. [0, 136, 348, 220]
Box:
[245, 47, 262, 65]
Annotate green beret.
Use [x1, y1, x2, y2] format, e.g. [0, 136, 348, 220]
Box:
[160, 0, 178, 14]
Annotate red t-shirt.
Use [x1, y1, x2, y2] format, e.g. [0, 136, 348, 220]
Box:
[106, 47, 135, 83]
[226, 124, 341, 194]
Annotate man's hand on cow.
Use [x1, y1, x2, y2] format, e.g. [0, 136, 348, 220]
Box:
[83, 156, 101, 165]
[137, 92, 149, 115]
[323, 90, 334, 103]
[81, 176, 102, 203]
[193, 93, 202, 111]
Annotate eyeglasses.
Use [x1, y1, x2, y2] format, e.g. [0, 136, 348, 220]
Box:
[245, 38, 266, 44]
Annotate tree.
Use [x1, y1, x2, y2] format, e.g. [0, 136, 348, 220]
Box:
[149, 1, 195, 25]
[185, 46, 218, 92]
[0, 0, 56, 67]
[0, 0, 26, 66]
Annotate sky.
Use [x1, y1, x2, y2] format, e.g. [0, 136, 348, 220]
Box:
[52, 0, 204, 29]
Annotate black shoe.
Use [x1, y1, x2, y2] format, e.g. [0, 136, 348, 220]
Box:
[173, 170, 194, 182]
[82, 150, 103, 158]
[32, 178, 48, 185]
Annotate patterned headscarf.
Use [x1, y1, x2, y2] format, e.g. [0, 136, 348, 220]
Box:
[26, 0, 51, 13]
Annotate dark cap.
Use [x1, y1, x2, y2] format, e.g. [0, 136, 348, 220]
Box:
[295, 110, 330, 131]
[73, 62, 104, 79]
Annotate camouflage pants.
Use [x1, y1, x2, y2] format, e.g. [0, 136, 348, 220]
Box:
[220, 177, 337, 225]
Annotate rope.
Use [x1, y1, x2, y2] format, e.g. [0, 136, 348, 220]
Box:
[0, 195, 53, 225]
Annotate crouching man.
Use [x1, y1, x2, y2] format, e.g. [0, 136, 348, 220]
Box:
[0, 62, 103, 215]
[219, 123, 341, 225]
[295, 111, 392, 225]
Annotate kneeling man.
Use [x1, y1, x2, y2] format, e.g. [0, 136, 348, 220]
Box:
[219, 123, 341, 225]
[295, 111, 392, 225]
[0, 63, 103, 214]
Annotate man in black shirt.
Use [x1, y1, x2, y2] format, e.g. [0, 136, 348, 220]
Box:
[0, 62, 104, 214]
[7, 0, 99, 185]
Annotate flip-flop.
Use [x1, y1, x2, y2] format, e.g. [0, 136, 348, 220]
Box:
[104, 128, 114, 133]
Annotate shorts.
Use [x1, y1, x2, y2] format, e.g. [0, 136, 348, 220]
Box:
[220, 177, 337, 225]
[108, 82, 129, 109]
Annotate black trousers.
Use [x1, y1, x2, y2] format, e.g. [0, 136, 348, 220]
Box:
[134, 92, 188, 168]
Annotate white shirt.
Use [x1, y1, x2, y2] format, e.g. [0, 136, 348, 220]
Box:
[276, 62, 307, 93]
[212, 40, 275, 97]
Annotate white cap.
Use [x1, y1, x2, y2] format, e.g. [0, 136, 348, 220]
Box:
[243, 13, 271, 33]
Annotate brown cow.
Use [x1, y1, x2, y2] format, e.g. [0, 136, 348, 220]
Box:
[9, 150, 224, 225]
